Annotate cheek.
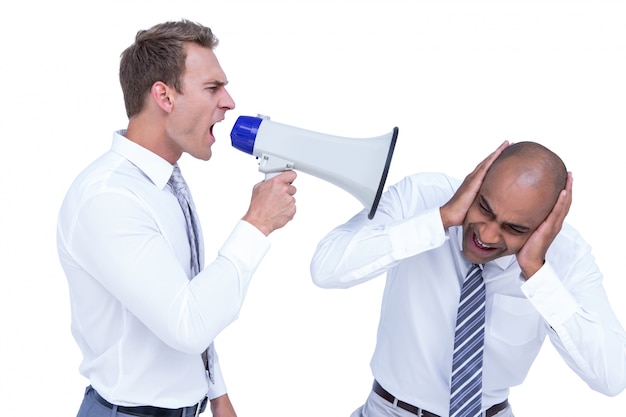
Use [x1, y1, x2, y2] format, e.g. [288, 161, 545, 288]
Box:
[176, 96, 207, 121]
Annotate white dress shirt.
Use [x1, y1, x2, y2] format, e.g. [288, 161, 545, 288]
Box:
[311, 172, 626, 416]
[57, 131, 270, 408]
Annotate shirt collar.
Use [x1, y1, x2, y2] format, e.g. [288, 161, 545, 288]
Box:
[111, 130, 175, 189]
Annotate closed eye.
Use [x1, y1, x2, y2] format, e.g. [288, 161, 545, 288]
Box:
[479, 196, 495, 218]
[506, 224, 528, 234]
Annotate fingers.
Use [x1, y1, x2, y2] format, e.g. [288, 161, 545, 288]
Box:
[272, 170, 297, 185]
[267, 170, 297, 199]
[473, 140, 510, 176]
[440, 141, 510, 229]
[565, 171, 573, 195]
[517, 172, 573, 279]
[464, 140, 510, 189]
[548, 171, 573, 229]
[243, 170, 298, 236]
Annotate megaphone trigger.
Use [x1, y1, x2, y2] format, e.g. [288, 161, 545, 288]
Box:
[231, 115, 398, 219]
[259, 154, 295, 180]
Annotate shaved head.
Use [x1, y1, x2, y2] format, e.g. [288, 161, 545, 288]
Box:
[486, 141, 567, 207]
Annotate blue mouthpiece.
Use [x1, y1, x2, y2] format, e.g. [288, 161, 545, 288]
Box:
[230, 115, 263, 155]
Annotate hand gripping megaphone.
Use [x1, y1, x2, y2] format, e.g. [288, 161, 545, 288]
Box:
[230, 115, 398, 219]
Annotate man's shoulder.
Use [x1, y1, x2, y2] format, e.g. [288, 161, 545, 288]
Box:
[395, 172, 461, 194]
[554, 222, 590, 248]
[383, 172, 460, 213]
[65, 151, 152, 201]
[547, 221, 593, 265]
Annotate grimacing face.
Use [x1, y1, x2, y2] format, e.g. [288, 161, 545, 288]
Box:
[461, 164, 556, 265]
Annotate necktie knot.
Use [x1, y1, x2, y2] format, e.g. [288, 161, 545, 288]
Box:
[465, 264, 483, 284]
[168, 165, 188, 195]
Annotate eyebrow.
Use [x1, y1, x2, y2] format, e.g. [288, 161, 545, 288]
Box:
[204, 80, 228, 88]
[479, 195, 531, 233]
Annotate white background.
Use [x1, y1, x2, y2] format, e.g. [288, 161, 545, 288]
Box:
[1, 0, 625, 415]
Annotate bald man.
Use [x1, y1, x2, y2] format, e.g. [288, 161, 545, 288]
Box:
[311, 141, 626, 417]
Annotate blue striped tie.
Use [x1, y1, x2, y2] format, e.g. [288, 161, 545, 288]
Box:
[449, 264, 486, 417]
[169, 164, 215, 384]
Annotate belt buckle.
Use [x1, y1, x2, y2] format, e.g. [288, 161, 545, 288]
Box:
[194, 396, 207, 417]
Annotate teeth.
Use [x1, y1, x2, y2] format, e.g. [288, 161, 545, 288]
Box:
[474, 235, 490, 249]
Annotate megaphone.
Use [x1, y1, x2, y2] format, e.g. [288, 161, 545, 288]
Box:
[230, 115, 398, 219]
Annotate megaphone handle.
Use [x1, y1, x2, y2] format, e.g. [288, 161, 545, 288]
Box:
[264, 172, 281, 181]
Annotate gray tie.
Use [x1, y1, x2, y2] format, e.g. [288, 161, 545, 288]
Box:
[168, 164, 216, 384]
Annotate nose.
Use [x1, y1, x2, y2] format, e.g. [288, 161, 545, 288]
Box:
[479, 221, 501, 245]
[221, 88, 236, 110]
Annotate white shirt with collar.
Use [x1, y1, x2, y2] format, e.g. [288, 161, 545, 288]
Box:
[311, 171, 626, 416]
[57, 130, 270, 408]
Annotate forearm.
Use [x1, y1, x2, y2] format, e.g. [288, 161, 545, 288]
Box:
[73, 202, 269, 353]
[210, 393, 236, 417]
[522, 263, 626, 395]
[167, 221, 270, 352]
[311, 208, 446, 288]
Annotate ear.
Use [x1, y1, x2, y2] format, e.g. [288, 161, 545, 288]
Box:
[151, 81, 175, 113]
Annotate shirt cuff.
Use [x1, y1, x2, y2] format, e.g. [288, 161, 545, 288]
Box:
[521, 262, 580, 328]
[207, 359, 227, 399]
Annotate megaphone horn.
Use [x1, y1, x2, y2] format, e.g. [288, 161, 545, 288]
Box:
[230, 115, 398, 219]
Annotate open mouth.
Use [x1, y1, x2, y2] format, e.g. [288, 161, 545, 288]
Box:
[473, 233, 492, 250]
[209, 117, 225, 139]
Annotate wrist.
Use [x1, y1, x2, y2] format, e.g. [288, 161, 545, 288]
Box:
[520, 259, 545, 280]
[439, 207, 452, 230]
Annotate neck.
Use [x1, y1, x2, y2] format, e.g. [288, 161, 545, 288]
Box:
[125, 116, 182, 164]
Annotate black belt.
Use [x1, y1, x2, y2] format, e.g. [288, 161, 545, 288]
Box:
[92, 387, 208, 417]
[373, 380, 509, 417]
